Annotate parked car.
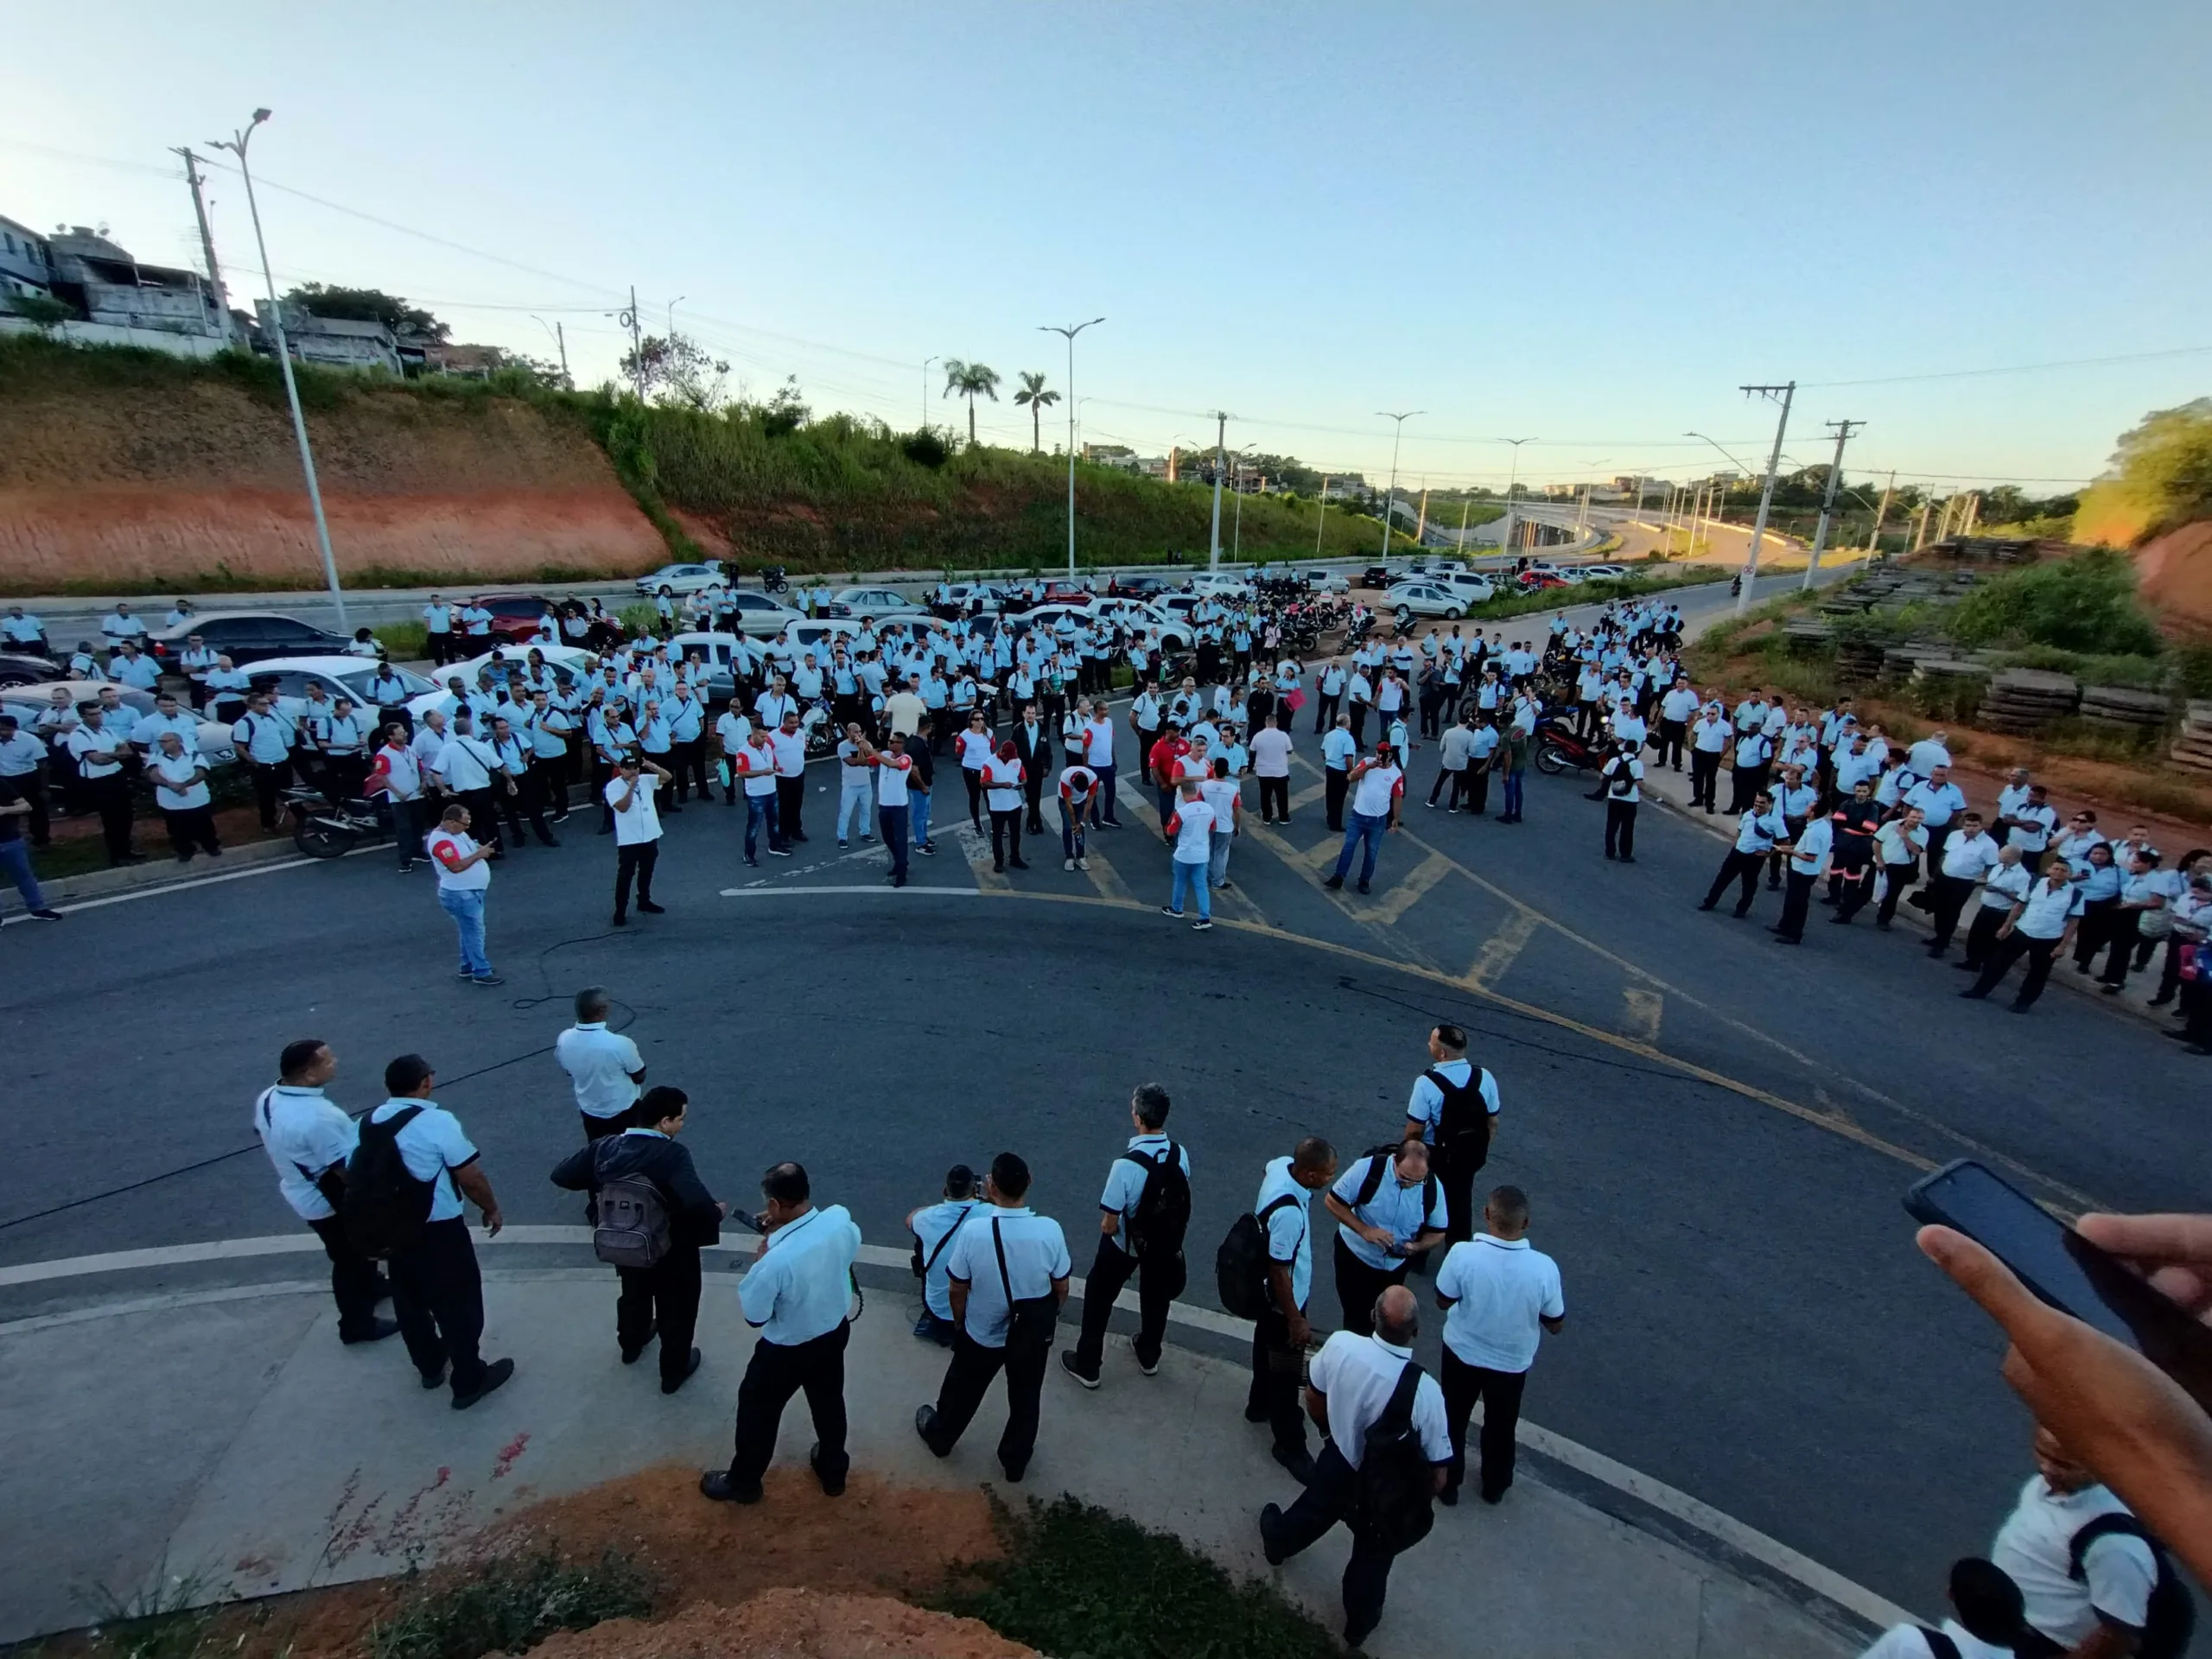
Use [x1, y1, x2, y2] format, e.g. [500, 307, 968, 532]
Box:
[405, 645, 597, 723]
[1186, 574, 1251, 598]
[1384, 580, 1472, 621]
[1573, 563, 1627, 582]
[145, 611, 353, 669]
[0, 651, 55, 688]
[934, 582, 1009, 616]
[766, 619, 868, 664]
[1301, 569, 1351, 594]
[1109, 573, 1176, 600]
[469, 593, 556, 645]
[1515, 570, 1572, 592]
[829, 586, 931, 622]
[245, 656, 442, 721]
[4, 683, 236, 765]
[1433, 570, 1497, 604]
[634, 561, 729, 597]
[666, 632, 749, 702]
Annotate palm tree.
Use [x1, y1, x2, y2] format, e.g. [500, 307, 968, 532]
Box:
[1012, 370, 1059, 452]
[942, 359, 1001, 446]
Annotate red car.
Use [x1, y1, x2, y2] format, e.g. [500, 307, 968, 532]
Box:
[470, 593, 555, 643]
[1516, 571, 1570, 591]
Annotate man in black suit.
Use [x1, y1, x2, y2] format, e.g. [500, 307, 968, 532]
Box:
[1011, 700, 1053, 837]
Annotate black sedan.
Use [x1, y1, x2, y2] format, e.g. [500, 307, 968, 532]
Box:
[0, 651, 56, 688]
[146, 610, 353, 668]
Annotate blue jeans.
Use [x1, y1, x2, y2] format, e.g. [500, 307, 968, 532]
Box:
[1090, 761, 1117, 826]
[837, 783, 874, 842]
[743, 791, 778, 860]
[910, 785, 934, 849]
[880, 804, 909, 883]
[1332, 811, 1388, 886]
[1061, 808, 1087, 861]
[1503, 766, 1524, 818]
[1170, 857, 1211, 919]
[0, 838, 45, 911]
[1209, 829, 1232, 887]
[438, 886, 491, 977]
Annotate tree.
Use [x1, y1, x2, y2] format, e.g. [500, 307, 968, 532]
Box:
[1012, 370, 1058, 452]
[760, 375, 810, 436]
[942, 359, 1001, 446]
[621, 331, 731, 411]
[284, 283, 448, 341]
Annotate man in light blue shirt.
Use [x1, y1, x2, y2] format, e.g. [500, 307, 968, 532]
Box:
[1247, 1136, 1339, 1481]
[907, 1165, 983, 1346]
[1321, 715, 1358, 831]
[704, 1162, 861, 1504]
[1325, 1140, 1448, 1338]
[1062, 1084, 1191, 1389]
[367, 1053, 512, 1408]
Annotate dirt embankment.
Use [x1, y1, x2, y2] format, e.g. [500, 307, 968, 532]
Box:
[0, 374, 664, 592]
[2135, 522, 2212, 636]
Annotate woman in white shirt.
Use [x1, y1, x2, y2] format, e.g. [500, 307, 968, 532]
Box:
[956, 711, 995, 831]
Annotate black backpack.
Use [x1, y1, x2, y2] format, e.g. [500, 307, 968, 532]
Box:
[1354, 1359, 1437, 1554]
[1216, 1192, 1300, 1320]
[1424, 1068, 1491, 1158]
[342, 1105, 435, 1259]
[2069, 1513, 2195, 1659]
[1121, 1141, 1191, 1262]
[1354, 1147, 1438, 1215]
[1915, 1634, 1959, 1659]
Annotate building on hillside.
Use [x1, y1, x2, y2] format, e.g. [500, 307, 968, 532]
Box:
[1, 214, 54, 302]
[1323, 476, 1370, 501]
[41, 226, 229, 337]
[259, 300, 402, 373]
[1140, 454, 1173, 480]
[1082, 442, 1143, 471]
[398, 339, 508, 378]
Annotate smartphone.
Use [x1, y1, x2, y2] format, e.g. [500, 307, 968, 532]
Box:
[1905, 1159, 2212, 1411]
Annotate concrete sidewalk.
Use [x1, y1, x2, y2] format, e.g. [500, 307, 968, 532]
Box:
[0, 1254, 1882, 1657]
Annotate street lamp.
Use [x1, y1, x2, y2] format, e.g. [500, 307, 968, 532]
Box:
[667, 296, 684, 337]
[1376, 411, 1423, 559]
[1037, 317, 1104, 580]
[1497, 436, 1536, 556]
[208, 107, 346, 630]
[529, 315, 570, 388]
[921, 357, 939, 433]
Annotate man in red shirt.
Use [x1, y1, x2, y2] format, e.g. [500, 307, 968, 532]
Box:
[1147, 721, 1190, 837]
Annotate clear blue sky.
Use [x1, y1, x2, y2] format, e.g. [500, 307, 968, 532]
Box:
[7, 2, 2209, 496]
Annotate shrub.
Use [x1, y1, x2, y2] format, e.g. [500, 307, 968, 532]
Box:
[901, 429, 950, 469]
[1948, 549, 2163, 656]
[370, 1549, 652, 1659]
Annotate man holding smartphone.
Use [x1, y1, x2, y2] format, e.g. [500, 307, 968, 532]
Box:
[1324, 1140, 1448, 1338]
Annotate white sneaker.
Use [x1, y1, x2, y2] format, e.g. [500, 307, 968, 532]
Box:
[1077, 856, 1090, 871]
[1064, 857, 1076, 871]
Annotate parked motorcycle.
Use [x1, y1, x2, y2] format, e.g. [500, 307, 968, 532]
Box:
[1530, 715, 1604, 777]
[283, 785, 388, 858]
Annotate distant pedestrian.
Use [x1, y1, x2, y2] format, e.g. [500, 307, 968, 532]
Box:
[1162, 778, 1217, 929]
[251, 1039, 395, 1347]
[1699, 792, 1784, 918]
[149, 730, 220, 862]
[425, 804, 501, 986]
[1324, 743, 1404, 896]
[868, 729, 915, 888]
[1961, 866, 2083, 1014]
[908, 1164, 984, 1346]
[551, 1084, 723, 1395]
[1433, 1185, 1564, 1506]
[606, 753, 670, 926]
[1401, 1024, 1498, 1248]
[1062, 1084, 1190, 1390]
[1599, 740, 1643, 862]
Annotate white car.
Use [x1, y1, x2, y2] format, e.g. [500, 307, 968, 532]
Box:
[3, 683, 238, 766]
[1302, 569, 1351, 594]
[242, 656, 442, 724]
[1029, 600, 1194, 652]
[1574, 563, 1627, 582]
[1186, 574, 1252, 598]
[1433, 570, 1497, 604]
[937, 582, 1010, 613]
[404, 645, 598, 723]
[634, 561, 729, 597]
[690, 588, 806, 637]
[830, 586, 931, 621]
[1384, 580, 1473, 621]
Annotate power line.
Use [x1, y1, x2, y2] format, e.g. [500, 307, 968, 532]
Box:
[1800, 345, 2212, 389]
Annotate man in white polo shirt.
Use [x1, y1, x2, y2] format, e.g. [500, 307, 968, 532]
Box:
[1433, 1185, 1565, 1506]
[1258, 1285, 1452, 1650]
[1961, 864, 2083, 1014]
[1246, 1135, 1339, 1483]
[556, 985, 645, 1147]
[252, 1037, 394, 1346]
[702, 1161, 863, 1504]
[605, 753, 671, 927]
[1991, 1427, 2163, 1657]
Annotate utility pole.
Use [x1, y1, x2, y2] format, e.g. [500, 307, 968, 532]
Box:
[921, 357, 938, 432]
[1736, 380, 1795, 614]
[1497, 436, 1535, 561]
[554, 321, 570, 387]
[173, 147, 235, 344]
[1802, 418, 1862, 589]
[1316, 475, 1330, 556]
[1206, 410, 1229, 570]
[1457, 495, 1471, 551]
[1632, 475, 1649, 524]
[1912, 499, 1932, 552]
[1961, 493, 1981, 537]
[1864, 468, 1896, 558]
[1414, 481, 1428, 543]
[1230, 453, 1245, 563]
[1376, 411, 1421, 560]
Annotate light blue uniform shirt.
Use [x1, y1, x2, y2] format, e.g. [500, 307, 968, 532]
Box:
[741, 1204, 861, 1345]
[1331, 1153, 1449, 1271]
[232, 708, 296, 764]
[1322, 728, 1357, 771]
[367, 1098, 477, 1223]
[1256, 1156, 1315, 1311]
[1097, 1134, 1190, 1256]
[944, 1207, 1071, 1349]
[912, 1198, 982, 1319]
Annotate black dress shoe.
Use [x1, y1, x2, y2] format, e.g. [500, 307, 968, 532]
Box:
[1270, 1445, 1315, 1486]
[340, 1316, 401, 1345]
[638, 899, 665, 913]
[621, 1321, 658, 1364]
[914, 1403, 949, 1456]
[1259, 1502, 1287, 1567]
[662, 1346, 702, 1395]
[451, 1357, 515, 1410]
[421, 1365, 448, 1389]
[699, 1470, 762, 1503]
[810, 1440, 847, 1497]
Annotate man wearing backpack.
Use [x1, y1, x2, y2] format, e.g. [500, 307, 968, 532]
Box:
[353, 1054, 515, 1410]
[1401, 1024, 1500, 1248]
[907, 1164, 983, 1346]
[550, 1085, 724, 1395]
[1324, 1139, 1449, 1338]
[1854, 1556, 2025, 1658]
[1239, 1136, 1338, 1484]
[1061, 1084, 1190, 1390]
[1259, 1285, 1452, 1650]
[1992, 1425, 2191, 1659]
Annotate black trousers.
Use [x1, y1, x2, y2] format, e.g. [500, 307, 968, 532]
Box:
[963, 767, 986, 828]
[1776, 868, 1819, 939]
[2072, 898, 2118, 971]
[308, 1212, 387, 1342]
[728, 1319, 849, 1486]
[1688, 749, 1721, 809]
[162, 804, 220, 857]
[9, 774, 48, 846]
[926, 1326, 1051, 1477]
[85, 773, 134, 861]
[671, 737, 708, 803]
[1071, 1238, 1184, 1376]
[1265, 1443, 1401, 1643]
[1465, 765, 1491, 816]
[1259, 775, 1290, 820]
[617, 1245, 702, 1386]
[1437, 1138, 1489, 1248]
[1961, 904, 2009, 970]
[1874, 859, 1920, 926]
[1727, 764, 1766, 812]
[1927, 874, 1977, 950]
[613, 838, 659, 918]
[1313, 692, 1339, 734]
[1349, 703, 1370, 745]
[1604, 798, 1637, 858]
[2098, 909, 2142, 988]
[1023, 773, 1047, 834]
[1702, 849, 1765, 914]
[387, 796, 425, 869]
[1441, 1349, 1529, 1500]
[1970, 931, 2063, 1008]
[457, 785, 505, 853]
[387, 1215, 486, 1397]
[1427, 767, 1463, 807]
[517, 768, 559, 842]
[776, 774, 805, 840]
[989, 807, 1024, 868]
[1249, 1297, 1307, 1455]
[1325, 768, 1350, 831]
[1334, 1234, 1409, 1338]
[1657, 719, 1686, 769]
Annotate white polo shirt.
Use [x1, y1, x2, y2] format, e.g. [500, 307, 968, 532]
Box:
[1857, 1621, 2012, 1659]
[912, 1198, 982, 1319]
[1080, 718, 1116, 768]
[1350, 762, 1405, 818]
[1251, 728, 1293, 777]
[1306, 1331, 1452, 1470]
[149, 750, 211, 810]
[424, 825, 491, 892]
[605, 772, 663, 845]
[740, 1204, 862, 1346]
[982, 754, 1026, 812]
[1166, 795, 1217, 861]
[1096, 1134, 1190, 1257]
[66, 723, 128, 779]
[1991, 1475, 2156, 1649]
[874, 751, 913, 808]
[366, 1098, 478, 1223]
[556, 1021, 643, 1122]
[2016, 878, 2085, 940]
[254, 1084, 359, 1222]
[1435, 1234, 1565, 1372]
[1941, 830, 2001, 881]
[944, 1206, 1071, 1349]
[768, 728, 807, 778]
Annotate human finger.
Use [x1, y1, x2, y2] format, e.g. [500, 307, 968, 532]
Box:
[1917, 1224, 2071, 1344]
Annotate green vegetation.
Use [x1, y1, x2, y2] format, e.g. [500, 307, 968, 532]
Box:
[74, 1565, 231, 1659]
[2075, 398, 2212, 545]
[373, 620, 429, 659]
[1947, 547, 2163, 656]
[369, 1549, 653, 1659]
[936, 1495, 1337, 1659]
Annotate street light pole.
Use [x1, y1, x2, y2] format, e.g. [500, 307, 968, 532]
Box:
[1206, 410, 1229, 570]
[1037, 317, 1104, 581]
[667, 296, 684, 338]
[921, 357, 938, 433]
[1497, 436, 1535, 556]
[1737, 381, 1796, 614]
[1376, 411, 1422, 560]
[209, 108, 346, 631]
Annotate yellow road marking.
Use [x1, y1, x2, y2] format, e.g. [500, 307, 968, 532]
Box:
[1080, 845, 1135, 904]
[954, 823, 1012, 894]
[1624, 987, 1664, 1043]
[1465, 911, 1540, 989]
[1352, 850, 1452, 926]
[1289, 782, 1326, 810]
